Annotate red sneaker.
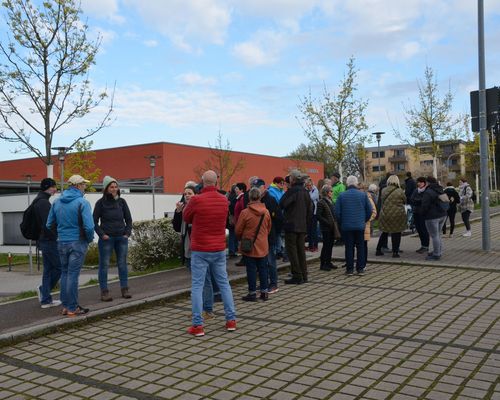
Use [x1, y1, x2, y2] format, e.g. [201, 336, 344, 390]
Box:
[187, 325, 205, 337]
[225, 320, 237, 331]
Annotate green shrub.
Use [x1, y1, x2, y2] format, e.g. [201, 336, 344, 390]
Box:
[129, 218, 181, 271]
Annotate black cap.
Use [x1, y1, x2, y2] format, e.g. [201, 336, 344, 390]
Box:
[41, 178, 57, 191]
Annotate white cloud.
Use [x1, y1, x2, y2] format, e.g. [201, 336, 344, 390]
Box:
[175, 73, 217, 86]
[81, 0, 125, 24]
[387, 41, 422, 61]
[232, 30, 287, 67]
[124, 0, 231, 52]
[143, 40, 159, 48]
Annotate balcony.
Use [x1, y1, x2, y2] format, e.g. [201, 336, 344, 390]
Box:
[388, 155, 408, 163]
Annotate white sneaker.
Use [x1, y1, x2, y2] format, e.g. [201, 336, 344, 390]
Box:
[36, 285, 42, 302]
[41, 300, 62, 309]
[462, 231, 472, 237]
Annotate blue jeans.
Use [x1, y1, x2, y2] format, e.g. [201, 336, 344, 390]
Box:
[58, 240, 88, 312]
[191, 251, 236, 326]
[38, 240, 61, 305]
[343, 230, 365, 273]
[228, 228, 238, 255]
[186, 258, 214, 313]
[244, 256, 268, 293]
[267, 242, 278, 288]
[98, 236, 129, 290]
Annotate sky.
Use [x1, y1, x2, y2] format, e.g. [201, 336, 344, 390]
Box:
[1, 0, 500, 161]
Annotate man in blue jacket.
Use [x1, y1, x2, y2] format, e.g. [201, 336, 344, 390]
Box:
[335, 176, 373, 276]
[47, 175, 95, 317]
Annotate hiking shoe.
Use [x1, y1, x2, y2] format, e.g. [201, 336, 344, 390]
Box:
[416, 247, 428, 254]
[41, 300, 62, 309]
[375, 250, 384, 256]
[202, 311, 215, 320]
[101, 289, 113, 302]
[392, 253, 400, 258]
[357, 269, 365, 276]
[121, 287, 132, 299]
[36, 285, 42, 302]
[67, 305, 89, 318]
[226, 320, 237, 331]
[320, 265, 332, 271]
[268, 287, 279, 294]
[328, 263, 338, 270]
[242, 293, 257, 302]
[187, 325, 205, 337]
[260, 292, 269, 301]
[284, 278, 303, 285]
[426, 255, 441, 261]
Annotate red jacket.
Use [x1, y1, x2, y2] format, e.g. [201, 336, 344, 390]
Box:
[183, 186, 229, 252]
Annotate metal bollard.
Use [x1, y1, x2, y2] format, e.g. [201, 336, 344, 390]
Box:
[8, 252, 12, 272]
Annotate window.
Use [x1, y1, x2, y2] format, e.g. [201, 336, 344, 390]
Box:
[372, 151, 385, 159]
[372, 165, 386, 172]
[394, 149, 405, 157]
[420, 160, 434, 167]
[395, 163, 406, 171]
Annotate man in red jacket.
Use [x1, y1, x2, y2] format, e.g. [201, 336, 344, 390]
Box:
[183, 170, 237, 336]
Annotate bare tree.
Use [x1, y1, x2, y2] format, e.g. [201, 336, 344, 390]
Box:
[0, 0, 114, 177]
[398, 66, 462, 178]
[297, 57, 369, 177]
[194, 133, 245, 191]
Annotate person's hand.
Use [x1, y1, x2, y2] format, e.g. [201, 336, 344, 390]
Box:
[102, 234, 110, 240]
[175, 201, 184, 212]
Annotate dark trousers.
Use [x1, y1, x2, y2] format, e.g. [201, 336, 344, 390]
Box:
[376, 232, 402, 253]
[442, 210, 457, 234]
[285, 232, 307, 281]
[343, 230, 365, 272]
[414, 213, 430, 247]
[307, 215, 318, 248]
[462, 211, 471, 231]
[320, 229, 334, 266]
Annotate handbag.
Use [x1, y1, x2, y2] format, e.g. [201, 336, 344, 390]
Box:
[240, 215, 265, 253]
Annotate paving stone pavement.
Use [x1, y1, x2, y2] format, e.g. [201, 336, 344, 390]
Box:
[1, 261, 500, 400]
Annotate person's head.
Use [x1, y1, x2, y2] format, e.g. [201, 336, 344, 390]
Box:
[386, 175, 400, 187]
[235, 182, 247, 194]
[289, 169, 303, 185]
[416, 176, 426, 188]
[184, 180, 197, 188]
[426, 176, 437, 185]
[406, 171, 412, 178]
[68, 175, 90, 193]
[273, 176, 285, 190]
[40, 178, 57, 196]
[202, 170, 217, 187]
[459, 176, 467, 184]
[320, 184, 332, 198]
[184, 186, 196, 203]
[102, 175, 119, 197]
[368, 183, 378, 193]
[323, 178, 332, 186]
[247, 175, 259, 186]
[248, 187, 261, 202]
[305, 177, 313, 190]
[346, 175, 358, 187]
[251, 178, 266, 194]
[331, 172, 340, 183]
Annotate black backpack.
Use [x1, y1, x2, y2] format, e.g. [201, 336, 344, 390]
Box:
[20, 198, 42, 240]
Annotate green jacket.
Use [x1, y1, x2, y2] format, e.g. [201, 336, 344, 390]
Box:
[332, 182, 346, 204]
[378, 185, 407, 233]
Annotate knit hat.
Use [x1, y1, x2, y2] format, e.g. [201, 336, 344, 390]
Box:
[102, 175, 117, 191]
[251, 178, 266, 188]
[40, 178, 57, 191]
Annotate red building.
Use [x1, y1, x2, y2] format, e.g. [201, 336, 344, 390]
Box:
[0, 142, 324, 194]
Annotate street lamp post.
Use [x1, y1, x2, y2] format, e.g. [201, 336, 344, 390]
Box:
[146, 155, 161, 220]
[372, 132, 385, 182]
[51, 146, 71, 192]
[22, 174, 34, 274]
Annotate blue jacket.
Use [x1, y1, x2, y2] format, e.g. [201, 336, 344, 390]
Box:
[46, 186, 95, 243]
[335, 186, 373, 231]
[267, 184, 284, 204]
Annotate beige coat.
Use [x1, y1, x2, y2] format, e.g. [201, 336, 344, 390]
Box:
[364, 193, 377, 241]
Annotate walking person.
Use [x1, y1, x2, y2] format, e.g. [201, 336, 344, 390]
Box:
[421, 176, 447, 260]
[335, 176, 373, 276]
[442, 182, 460, 237]
[93, 176, 133, 302]
[410, 177, 430, 254]
[316, 185, 340, 271]
[458, 177, 474, 237]
[280, 170, 313, 285]
[46, 175, 94, 317]
[34, 178, 62, 308]
[183, 170, 237, 337]
[235, 187, 271, 301]
[375, 175, 407, 258]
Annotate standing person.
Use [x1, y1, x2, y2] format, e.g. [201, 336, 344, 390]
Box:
[442, 182, 460, 237]
[46, 175, 94, 317]
[375, 175, 407, 258]
[458, 177, 474, 237]
[410, 177, 430, 254]
[361, 183, 378, 269]
[267, 176, 285, 260]
[235, 187, 271, 301]
[331, 172, 345, 204]
[227, 183, 242, 259]
[316, 185, 339, 271]
[280, 170, 313, 285]
[183, 170, 236, 337]
[93, 176, 133, 302]
[305, 178, 319, 252]
[335, 176, 373, 276]
[34, 178, 62, 308]
[404, 172, 417, 204]
[421, 176, 447, 260]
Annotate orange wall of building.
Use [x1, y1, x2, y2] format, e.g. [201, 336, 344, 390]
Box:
[0, 142, 324, 193]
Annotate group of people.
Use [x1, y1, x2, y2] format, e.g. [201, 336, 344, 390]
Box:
[33, 174, 132, 317]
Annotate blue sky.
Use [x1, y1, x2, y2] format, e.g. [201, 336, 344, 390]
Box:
[1, 0, 500, 161]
